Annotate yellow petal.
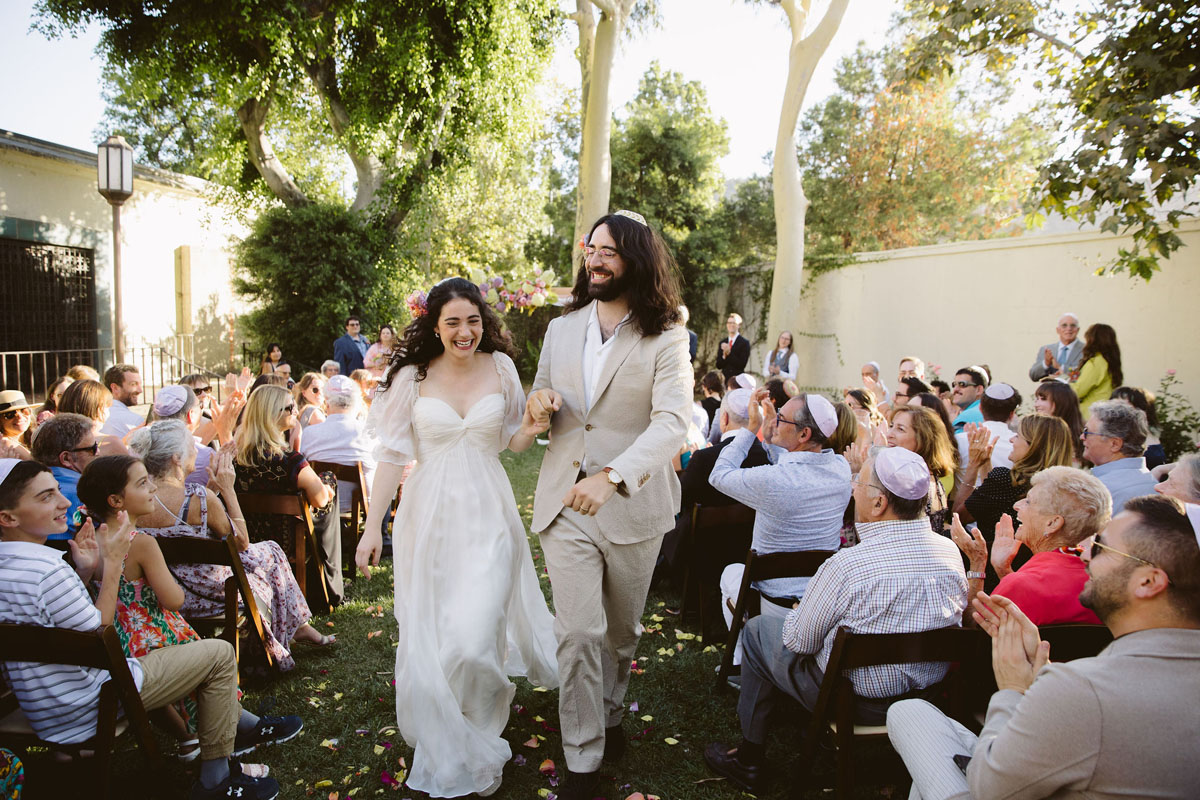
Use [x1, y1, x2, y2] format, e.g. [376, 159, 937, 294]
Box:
[314, 780, 333, 788]
[664, 737, 679, 745]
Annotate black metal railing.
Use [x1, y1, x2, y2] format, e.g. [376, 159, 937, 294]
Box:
[1, 346, 228, 407]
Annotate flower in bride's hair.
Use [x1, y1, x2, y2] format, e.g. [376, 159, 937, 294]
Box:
[406, 289, 428, 318]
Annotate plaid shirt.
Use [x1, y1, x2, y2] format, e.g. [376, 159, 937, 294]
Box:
[781, 517, 967, 698]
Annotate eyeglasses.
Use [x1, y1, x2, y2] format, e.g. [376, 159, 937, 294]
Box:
[1080, 429, 1116, 440]
[70, 441, 100, 456]
[851, 478, 883, 492]
[1089, 537, 1165, 575]
[583, 245, 620, 260]
[775, 412, 804, 428]
[282, 404, 295, 414]
[951, 381, 979, 389]
[893, 392, 908, 399]
[1, 408, 31, 421]
[193, 386, 212, 395]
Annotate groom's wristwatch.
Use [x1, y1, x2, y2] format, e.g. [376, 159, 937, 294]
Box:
[602, 467, 629, 498]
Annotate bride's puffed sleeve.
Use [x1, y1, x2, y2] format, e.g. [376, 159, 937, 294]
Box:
[365, 364, 418, 465]
[496, 351, 526, 450]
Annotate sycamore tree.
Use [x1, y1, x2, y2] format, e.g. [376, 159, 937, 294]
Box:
[38, 0, 558, 229]
[903, 0, 1199, 279]
[746, 0, 851, 346]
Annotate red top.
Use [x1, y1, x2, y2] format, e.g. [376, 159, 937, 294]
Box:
[993, 550, 1102, 626]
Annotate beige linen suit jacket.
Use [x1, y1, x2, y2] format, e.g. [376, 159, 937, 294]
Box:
[531, 303, 692, 543]
[968, 627, 1200, 799]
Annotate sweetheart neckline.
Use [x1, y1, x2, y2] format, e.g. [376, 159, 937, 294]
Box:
[415, 392, 503, 421]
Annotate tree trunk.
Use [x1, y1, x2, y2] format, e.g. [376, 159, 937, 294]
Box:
[304, 57, 385, 213]
[573, 0, 631, 250]
[766, 0, 850, 351]
[236, 96, 310, 208]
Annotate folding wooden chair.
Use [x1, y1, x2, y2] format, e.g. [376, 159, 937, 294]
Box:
[0, 624, 158, 800]
[680, 502, 755, 636]
[236, 491, 331, 612]
[796, 625, 981, 800]
[153, 534, 274, 672]
[308, 459, 370, 565]
[715, 547, 836, 690]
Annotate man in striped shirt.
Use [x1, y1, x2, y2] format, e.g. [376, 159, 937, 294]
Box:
[0, 459, 300, 800]
[704, 447, 968, 793]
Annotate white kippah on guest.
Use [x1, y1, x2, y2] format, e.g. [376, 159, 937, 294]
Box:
[805, 394, 838, 437]
[734, 373, 757, 390]
[726, 388, 751, 420]
[984, 382, 1015, 400]
[325, 375, 358, 397]
[0, 458, 22, 487]
[873, 447, 932, 500]
[153, 385, 189, 416]
[613, 209, 648, 226]
[867, 361, 880, 371]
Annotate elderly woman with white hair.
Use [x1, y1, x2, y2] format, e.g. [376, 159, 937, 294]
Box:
[129, 420, 334, 670]
[300, 375, 376, 513]
[1154, 454, 1200, 505]
[951, 465, 1112, 626]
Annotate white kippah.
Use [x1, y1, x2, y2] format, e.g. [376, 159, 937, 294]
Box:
[984, 382, 1015, 400]
[734, 373, 757, 390]
[153, 385, 189, 416]
[866, 361, 880, 371]
[805, 394, 838, 438]
[0, 458, 23, 488]
[725, 388, 751, 420]
[613, 209, 648, 226]
[325, 375, 357, 397]
[874, 447, 932, 500]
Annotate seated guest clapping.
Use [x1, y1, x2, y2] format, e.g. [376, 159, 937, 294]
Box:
[301, 375, 376, 513]
[0, 458, 300, 800]
[887, 404, 957, 533]
[710, 389, 850, 647]
[889, 494, 1200, 799]
[30, 412, 99, 540]
[148, 385, 212, 487]
[234, 386, 342, 605]
[703, 448, 967, 793]
[954, 383, 1021, 479]
[952, 465, 1111, 624]
[129, 420, 333, 668]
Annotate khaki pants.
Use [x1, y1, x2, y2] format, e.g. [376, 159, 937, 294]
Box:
[540, 510, 663, 773]
[137, 638, 240, 761]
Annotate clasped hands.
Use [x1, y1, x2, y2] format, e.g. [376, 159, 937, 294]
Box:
[70, 511, 135, 582]
[971, 591, 1051, 694]
[524, 389, 615, 517]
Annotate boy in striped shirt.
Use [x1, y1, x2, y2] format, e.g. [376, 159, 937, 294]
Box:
[0, 459, 300, 800]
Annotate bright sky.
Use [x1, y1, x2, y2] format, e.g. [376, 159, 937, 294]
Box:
[0, 0, 897, 181]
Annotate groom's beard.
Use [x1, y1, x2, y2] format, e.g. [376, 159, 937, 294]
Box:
[586, 267, 632, 302]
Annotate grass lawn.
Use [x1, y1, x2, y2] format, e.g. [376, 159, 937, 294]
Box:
[24, 446, 904, 799]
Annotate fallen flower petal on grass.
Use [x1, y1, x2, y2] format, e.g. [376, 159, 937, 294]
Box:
[664, 737, 679, 745]
[539, 758, 556, 774]
[523, 736, 540, 748]
[367, 630, 383, 639]
[640, 715, 653, 722]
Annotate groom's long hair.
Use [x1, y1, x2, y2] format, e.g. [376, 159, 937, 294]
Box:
[380, 278, 515, 388]
[565, 214, 683, 336]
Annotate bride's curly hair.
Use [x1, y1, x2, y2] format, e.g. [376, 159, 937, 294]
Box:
[380, 277, 515, 387]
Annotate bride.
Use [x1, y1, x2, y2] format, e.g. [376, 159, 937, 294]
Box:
[355, 277, 559, 797]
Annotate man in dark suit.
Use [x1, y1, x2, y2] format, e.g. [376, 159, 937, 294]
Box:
[333, 315, 369, 375]
[659, 389, 768, 607]
[715, 313, 750, 382]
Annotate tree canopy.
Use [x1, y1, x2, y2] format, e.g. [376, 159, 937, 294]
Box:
[903, 0, 1199, 279]
[38, 0, 559, 229]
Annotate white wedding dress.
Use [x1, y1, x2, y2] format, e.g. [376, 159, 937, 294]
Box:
[366, 351, 560, 797]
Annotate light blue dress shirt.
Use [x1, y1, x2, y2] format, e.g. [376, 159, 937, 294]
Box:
[1091, 457, 1157, 513]
[708, 428, 851, 599]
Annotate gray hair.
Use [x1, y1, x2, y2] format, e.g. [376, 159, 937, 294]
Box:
[127, 419, 194, 478]
[719, 391, 748, 427]
[1174, 454, 1200, 502]
[326, 388, 360, 413]
[320, 360, 340, 375]
[30, 413, 93, 467]
[1090, 400, 1148, 457]
[1029, 466, 1112, 547]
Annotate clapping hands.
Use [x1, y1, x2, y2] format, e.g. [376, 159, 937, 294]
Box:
[972, 592, 1050, 694]
[950, 513, 988, 573]
[990, 513, 1023, 579]
[964, 423, 997, 472]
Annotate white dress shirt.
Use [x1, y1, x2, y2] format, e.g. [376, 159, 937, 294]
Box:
[956, 420, 1015, 484]
[301, 412, 377, 512]
[581, 302, 631, 411]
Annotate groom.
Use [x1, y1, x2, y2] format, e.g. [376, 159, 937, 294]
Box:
[525, 210, 692, 798]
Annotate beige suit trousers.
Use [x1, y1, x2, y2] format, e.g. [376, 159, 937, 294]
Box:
[540, 509, 663, 773]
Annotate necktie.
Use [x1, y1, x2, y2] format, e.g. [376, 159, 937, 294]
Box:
[1059, 344, 1068, 365]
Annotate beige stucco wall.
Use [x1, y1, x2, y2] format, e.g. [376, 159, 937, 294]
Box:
[0, 139, 248, 368]
[753, 221, 1200, 407]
